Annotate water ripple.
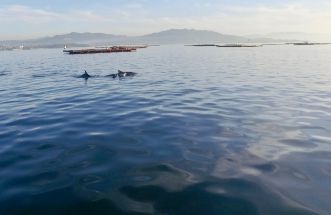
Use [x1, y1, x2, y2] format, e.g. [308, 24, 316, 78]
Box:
[0, 46, 330, 214]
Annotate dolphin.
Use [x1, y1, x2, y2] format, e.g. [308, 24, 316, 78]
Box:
[79, 70, 92, 79]
[117, 70, 137, 78]
[106, 73, 118, 78]
[106, 70, 137, 78]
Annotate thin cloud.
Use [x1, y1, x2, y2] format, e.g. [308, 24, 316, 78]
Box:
[1, 2, 331, 40]
[0, 5, 65, 23]
[0, 5, 113, 23]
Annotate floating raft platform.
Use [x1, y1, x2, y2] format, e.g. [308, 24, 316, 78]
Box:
[216, 44, 261, 48]
[185, 44, 217, 47]
[187, 44, 262, 47]
[292, 42, 331, 46]
[63, 46, 148, 55]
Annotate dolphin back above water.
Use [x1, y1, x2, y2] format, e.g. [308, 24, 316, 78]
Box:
[118, 70, 137, 77]
[79, 70, 92, 79]
[78, 70, 137, 79]
[107, 70, 137, 78]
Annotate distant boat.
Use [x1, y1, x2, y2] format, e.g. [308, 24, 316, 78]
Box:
[64, 45, 67, 49]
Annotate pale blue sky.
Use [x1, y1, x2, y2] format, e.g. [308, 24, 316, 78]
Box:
[1, 0, 331, 39]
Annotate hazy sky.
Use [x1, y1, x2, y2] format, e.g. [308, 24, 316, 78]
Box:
[1, 0, 331, 40]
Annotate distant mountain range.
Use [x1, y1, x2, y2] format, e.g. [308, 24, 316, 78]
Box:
[132, 29, 249, 44]
[1, 29, 300, 49]
[246, 32, 331, 43]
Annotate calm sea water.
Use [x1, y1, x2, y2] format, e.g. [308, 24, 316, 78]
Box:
[0, 45, 331, 215]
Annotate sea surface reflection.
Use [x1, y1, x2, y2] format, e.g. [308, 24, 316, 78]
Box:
[0, 45, 330, 214]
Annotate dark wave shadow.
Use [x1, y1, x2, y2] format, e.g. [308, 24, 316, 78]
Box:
[32, 72, 61, 78]
[32, 74, 48, 78]
[120, 180, 317, 215]
[0, 70, 10, 76]
[0, 187, 142, 215]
